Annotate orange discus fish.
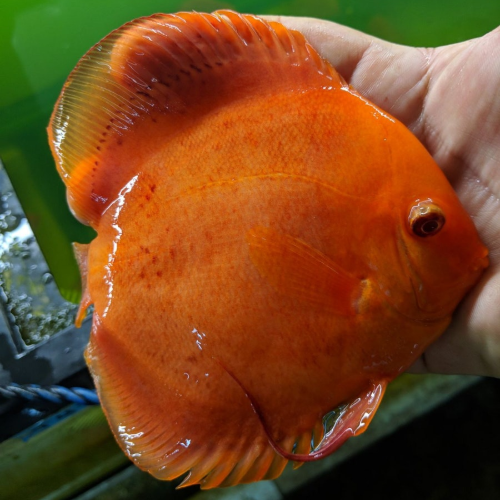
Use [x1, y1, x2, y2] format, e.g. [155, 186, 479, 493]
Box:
[48, 11, 488, 489]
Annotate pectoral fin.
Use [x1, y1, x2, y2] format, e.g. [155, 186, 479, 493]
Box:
[246, 226, 362, 316]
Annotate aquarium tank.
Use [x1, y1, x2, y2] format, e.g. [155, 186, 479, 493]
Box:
[0, 1, 498, 499]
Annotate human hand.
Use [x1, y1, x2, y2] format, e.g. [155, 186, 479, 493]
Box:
[265, 16, 500, 378]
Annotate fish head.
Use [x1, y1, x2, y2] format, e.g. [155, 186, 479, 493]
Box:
[385, 121, 488, 321]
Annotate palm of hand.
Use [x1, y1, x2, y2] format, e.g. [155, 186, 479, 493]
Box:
[269, 17, 500, 377]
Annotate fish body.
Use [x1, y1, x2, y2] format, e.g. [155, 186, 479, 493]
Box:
[48, 12, 488, 488]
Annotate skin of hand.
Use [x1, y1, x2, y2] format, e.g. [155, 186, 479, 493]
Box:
[264, 16, 500, 378]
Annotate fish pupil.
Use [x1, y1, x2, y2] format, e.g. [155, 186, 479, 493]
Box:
[422, 219, 438, 233]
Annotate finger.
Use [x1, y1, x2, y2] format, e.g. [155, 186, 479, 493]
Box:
[262, 15, 432, 130]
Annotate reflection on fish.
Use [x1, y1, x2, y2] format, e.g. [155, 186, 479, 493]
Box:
[48, 11, 488, 489]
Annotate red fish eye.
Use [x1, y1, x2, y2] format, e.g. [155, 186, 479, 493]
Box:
[409, 201, 445, 237]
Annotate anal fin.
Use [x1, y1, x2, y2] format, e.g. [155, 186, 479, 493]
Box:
[270, 381, 388, 462]
[219, 358, 388, 464]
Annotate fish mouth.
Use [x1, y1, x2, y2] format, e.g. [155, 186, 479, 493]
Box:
[470, 254, 489, 274]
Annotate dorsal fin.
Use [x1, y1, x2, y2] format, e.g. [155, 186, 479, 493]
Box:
[48, 11, 344, 226]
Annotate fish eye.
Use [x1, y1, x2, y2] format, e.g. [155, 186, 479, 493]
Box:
[409, 201, 445, 237]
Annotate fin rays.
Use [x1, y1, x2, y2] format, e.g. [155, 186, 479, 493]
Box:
[48, 11, 343, 225]
[88, 322, 292, 488]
